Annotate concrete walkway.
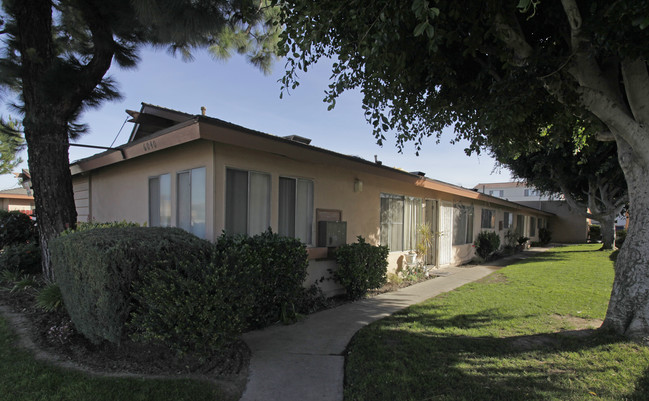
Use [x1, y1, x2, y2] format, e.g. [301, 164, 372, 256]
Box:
[240, 248, 549, 401]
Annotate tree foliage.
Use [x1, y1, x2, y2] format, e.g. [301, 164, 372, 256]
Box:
[277, 1, 649, 153]
[491, 128, 627, 249]
[0, 117, 24, 175]
[277, 0, 649, 338]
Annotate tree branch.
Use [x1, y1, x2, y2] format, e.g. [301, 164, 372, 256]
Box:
[578, 86, 649, 160]
[558, 182, 593, 219]
[621, 59, 649, 126]
[493, 13, 533, 67]
[64, 4, 116, 116]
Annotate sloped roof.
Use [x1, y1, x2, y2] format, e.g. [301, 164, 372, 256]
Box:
[71, 103, 553, 217]
[0, 187, 33, 199]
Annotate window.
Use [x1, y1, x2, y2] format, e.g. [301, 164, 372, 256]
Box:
[404, 197, 423, 251]
[380, 194, 424, 252]
[380, 194, 404, 251]
[524, 188, 539, 197]
[453, 204, 474, 245]
[481, 209, 495, 229]
[225, 168, 271, 236]
[177, 167, 206, 238]
[279, 177, 314, 244]
[504, 211, 513, 229]
[516, 214, 525, 236]
[530, 217, 536, 237]
[489, 190, 504, 197]
[149, 174, 171, 227]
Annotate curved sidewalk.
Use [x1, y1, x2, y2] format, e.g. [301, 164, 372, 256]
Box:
[240, 248, 548, 401]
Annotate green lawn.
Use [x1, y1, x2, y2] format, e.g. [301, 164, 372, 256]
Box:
[0, 318, 231, 401]
[344, 244, 649, 401]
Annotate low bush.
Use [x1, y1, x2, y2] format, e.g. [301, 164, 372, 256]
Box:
[0, 210, 37, 249]
[129, 258, 246, 355]
[212, 230, 309, 329]
[615, 229, 627, 249]
[51, 227, 212, 345]
[588, 224, 602, 242]
[129, 229, 309, 354]
[0, 242, 41, 274]
[474, 231, 501, 260]
[36, 282, 64, 312]
[538, 227, 552, 245]
[332, 236, 388, 300]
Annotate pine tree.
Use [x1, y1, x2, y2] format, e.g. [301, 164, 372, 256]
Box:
[0, 0, 279, 280]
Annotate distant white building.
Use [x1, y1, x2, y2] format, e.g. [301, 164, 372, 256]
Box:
[473, 182, 587, 243]
[472, 182, 562, 202]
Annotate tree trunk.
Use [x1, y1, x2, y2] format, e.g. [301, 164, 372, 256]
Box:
[598, 215, 616, 250]
[24, 119, 77, 282]
[13, 0, 79, 281]
[602, 140, 649, 339]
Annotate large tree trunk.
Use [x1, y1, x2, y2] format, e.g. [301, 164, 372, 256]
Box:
[23, 120, 77, 281]
[14, 0, 78, 281]
[597, 215, 617, 251]
[602, 139, 649, 339]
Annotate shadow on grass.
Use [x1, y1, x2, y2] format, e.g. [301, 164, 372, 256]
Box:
[627, 364, 649, 401]
[345, 308, 633, 401]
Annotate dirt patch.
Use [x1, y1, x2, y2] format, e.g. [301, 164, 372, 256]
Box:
[0, 287, 249, 399]
[369, 273, 436, 296]
[509, 315, 603, 351]
[551, 314, 604, 331]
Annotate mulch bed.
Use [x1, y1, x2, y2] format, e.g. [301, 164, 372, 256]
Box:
[0, 272, 437, 381]
[0, 285, 249, 379]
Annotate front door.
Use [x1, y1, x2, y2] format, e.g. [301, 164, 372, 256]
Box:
[439, 202, 453, 266]
[424, 199, 437, 266]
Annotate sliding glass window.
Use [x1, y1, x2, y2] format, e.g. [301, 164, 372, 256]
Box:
[225, 168, 271, 235]
[177, 167, 206, 238]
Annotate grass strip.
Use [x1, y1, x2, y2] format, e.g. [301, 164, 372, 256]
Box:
[344, 245, 649, 401]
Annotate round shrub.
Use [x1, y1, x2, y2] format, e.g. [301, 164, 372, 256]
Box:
[0, 242, 41, 274]
[212, 230, 309, 329]
[51, 226, 212, 345]
[0, 210, 37, 249]
[474, 231, 501, 260]
[538, 227, 552, 245]
[333, 236, 388, 300]
[129, 259, 246, 355]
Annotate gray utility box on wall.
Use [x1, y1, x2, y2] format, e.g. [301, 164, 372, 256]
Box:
[317, 221, 347, 247]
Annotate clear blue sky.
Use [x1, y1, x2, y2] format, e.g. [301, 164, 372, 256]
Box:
[0, 46, 512, 190]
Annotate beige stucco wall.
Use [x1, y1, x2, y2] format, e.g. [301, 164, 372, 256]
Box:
[0, 198, 34, 212]
[517, 200, 587, 243]
[73, 140, 215, 240]
[72, 138, 550, 275]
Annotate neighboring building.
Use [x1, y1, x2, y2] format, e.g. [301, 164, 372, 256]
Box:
[0, 187, 35, 215]
[474, 182, 590, 243]
[70, 104, 553, 295]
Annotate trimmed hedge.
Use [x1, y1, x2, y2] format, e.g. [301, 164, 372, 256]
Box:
[129, 229, 309, 354]
[51, 227, 212, 345]
[333, 236, 388, 300]
[214, 230, 309, 329]
[129, 258, 246, 354]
